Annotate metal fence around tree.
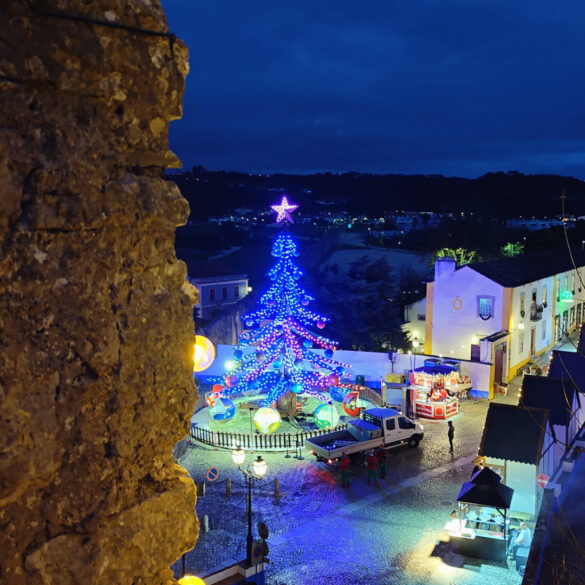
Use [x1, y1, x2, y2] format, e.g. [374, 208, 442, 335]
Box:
[189, 423, 349, 452]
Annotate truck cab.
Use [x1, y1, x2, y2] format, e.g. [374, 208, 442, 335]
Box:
[360, 408, 424, 448]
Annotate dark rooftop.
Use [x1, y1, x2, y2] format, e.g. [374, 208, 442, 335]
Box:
[549, 350, 585, 395]
[520, 374, 578, 427]
[467, 246, 585, 287]
[479, 403, 551, 465]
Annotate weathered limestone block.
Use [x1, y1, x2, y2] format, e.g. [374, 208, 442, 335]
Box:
[0, 2, 198, 584]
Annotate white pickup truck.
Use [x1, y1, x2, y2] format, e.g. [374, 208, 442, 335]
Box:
[306, 407, 424, 464]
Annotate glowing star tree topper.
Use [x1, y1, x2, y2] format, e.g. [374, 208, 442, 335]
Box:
[211, 196, 350, 408]
[271, 195, 298, 224]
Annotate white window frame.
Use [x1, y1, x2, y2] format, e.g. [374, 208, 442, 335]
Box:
[477, 295, 495, 320]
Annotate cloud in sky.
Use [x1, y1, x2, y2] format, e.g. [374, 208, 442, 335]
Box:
[162, 0, 585, 178]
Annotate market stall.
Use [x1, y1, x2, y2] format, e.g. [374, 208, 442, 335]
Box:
[407, 365, 471, 419]
[447, 467, 514, 562]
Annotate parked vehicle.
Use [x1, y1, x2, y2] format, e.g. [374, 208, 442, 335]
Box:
[306, 407, 424, 464]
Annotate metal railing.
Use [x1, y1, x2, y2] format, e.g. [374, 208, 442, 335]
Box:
[189, 423, 348, 452]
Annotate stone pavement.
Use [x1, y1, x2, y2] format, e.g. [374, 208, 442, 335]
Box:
[176, 392, 524, 585]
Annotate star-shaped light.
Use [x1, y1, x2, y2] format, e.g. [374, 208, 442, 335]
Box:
[271, 195, 298, 224]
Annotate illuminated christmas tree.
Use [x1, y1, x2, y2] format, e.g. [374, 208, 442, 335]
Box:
[214, 196, 348, 407]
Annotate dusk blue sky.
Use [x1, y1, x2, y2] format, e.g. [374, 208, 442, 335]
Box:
[162, 1, 585, 178]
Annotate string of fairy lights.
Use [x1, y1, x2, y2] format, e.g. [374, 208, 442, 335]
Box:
[210, 196, 350, 406]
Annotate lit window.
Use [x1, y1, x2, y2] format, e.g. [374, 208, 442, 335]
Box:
[477, 296, 495, 320]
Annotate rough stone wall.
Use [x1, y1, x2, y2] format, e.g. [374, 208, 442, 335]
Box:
[0, 2, 198, 584]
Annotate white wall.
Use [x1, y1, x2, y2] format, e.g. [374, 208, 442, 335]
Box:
[200, 345, 492, 394]
[508, 277, 554, 370]
[506, 460, 537, 516]
[403, 297, 426, 347]
[430, 266, 504, 360]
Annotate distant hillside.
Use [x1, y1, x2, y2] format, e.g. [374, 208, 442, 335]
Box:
[168, 167, 585, 220]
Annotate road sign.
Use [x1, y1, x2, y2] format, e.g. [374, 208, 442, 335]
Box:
[251, 540, 264, 566]
[257, 521, 269, 540]
[206, 467, 219, 482]
[536, 473, 549, 489]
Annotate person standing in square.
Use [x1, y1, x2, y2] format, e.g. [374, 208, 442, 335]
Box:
[447, 421, 455, 453]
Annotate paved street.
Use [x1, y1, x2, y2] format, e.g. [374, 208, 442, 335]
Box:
[176, 389, 523, 585]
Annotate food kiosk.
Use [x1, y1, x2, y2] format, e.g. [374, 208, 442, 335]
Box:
[447, 467, 514, 561]
[407, 365, 471, 419]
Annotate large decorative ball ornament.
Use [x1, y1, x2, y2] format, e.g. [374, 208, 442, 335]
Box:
[275, 324, 284, 333]
[317, 322, 325, 329]
[328, 373, 341, 386]
[291, 382, 303, 394]
[233, 349, 243, 360]
[329, 385, 349, 402]
[225, 374, 238, 387]
[301, 299, 310, 306]
[245, 320, 255, 328]
[208, 398, 235, 422]
[303, 339, 312, 348]
[324, 348, 334, 359]
[294, 358, 303, 368]
[273, 360, 282, 369]
[255, 351, 266, 362]
[193, 336, 215, 372]
[342, 391, 367, 417]
[253, 407, 281, 434]
[212, 384, 224, 394]
[313, 403, 340, 429]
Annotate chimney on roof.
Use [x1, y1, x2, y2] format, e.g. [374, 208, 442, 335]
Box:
[434, 258, 456, 281]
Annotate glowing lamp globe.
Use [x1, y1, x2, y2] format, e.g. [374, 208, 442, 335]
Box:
[208, 398, 235, 422]
[317, 322, 325, 329]
[178, 576, 206, 585]
[329, 385, 349, 402]
[313, 403, 340, 429]
[253, 407, 281, 434]
[193, 336, 215, 372]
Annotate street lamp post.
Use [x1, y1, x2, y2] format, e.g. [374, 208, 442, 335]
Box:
[232, 446, 268, 567]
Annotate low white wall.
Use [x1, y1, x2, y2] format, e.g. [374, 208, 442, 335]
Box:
[199, 345, 492, 396]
